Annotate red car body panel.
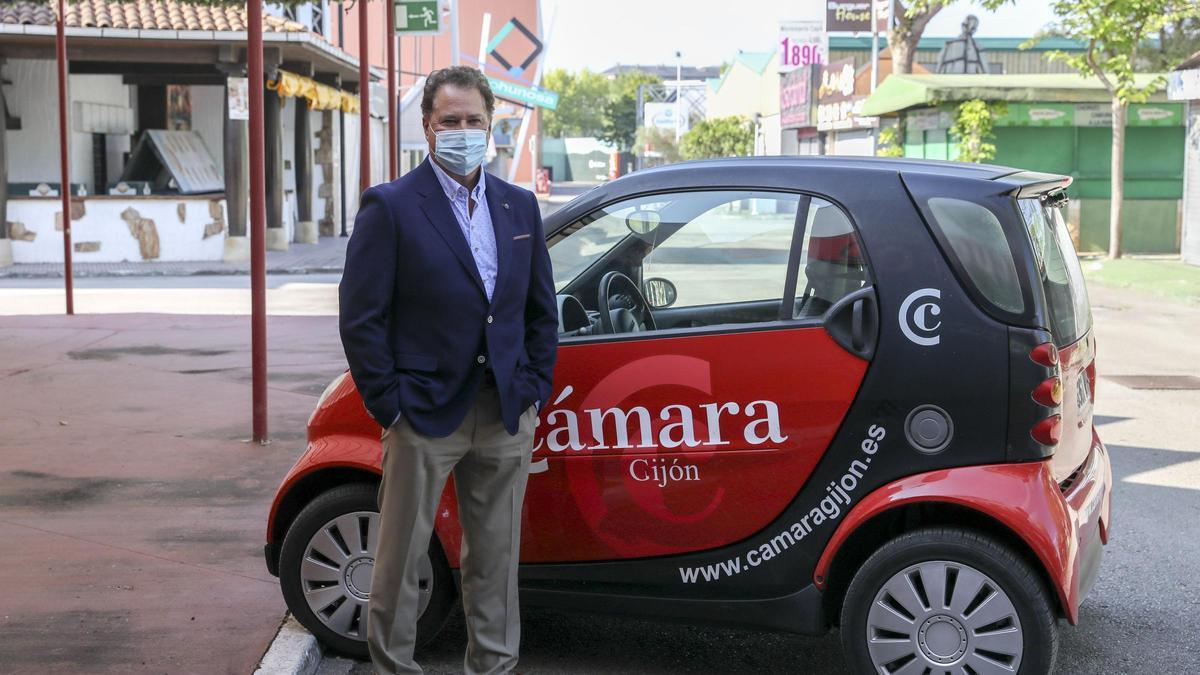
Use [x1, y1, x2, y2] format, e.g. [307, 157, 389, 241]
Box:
[814, 430, 1111, 624]
[268, 327, 868, 566]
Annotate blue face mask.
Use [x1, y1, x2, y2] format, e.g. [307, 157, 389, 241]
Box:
[433, 128, 488, 175]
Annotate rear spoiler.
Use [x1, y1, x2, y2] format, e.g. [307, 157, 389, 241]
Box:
[996, 171, 1074, 199]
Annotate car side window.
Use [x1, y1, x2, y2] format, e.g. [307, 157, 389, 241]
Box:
[792, 199, 869, 319]
[640, 195, 799, 309]
[548, 190, 869, 338]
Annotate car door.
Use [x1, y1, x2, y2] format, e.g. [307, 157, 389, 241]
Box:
[520, 188, 878, 563]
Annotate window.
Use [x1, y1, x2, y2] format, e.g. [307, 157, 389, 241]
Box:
[641, 195, 798, 308]
[927, 197, 1025, 313]
[1018, 198, 1092, 346]
[548, 190, 869, 338]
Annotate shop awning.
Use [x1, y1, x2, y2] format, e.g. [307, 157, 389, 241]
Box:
[862, 73, 1171, 116]
[268, 70, 359, 113]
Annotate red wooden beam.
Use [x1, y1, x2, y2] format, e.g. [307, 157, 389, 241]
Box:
[247, 0, 268, 443]
[387, 5, 397, 181]
[55, 0, 73, 315]
[358, 0, 370, 194]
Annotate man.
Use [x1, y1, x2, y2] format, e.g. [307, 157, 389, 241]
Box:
[339, 66, 558, 675]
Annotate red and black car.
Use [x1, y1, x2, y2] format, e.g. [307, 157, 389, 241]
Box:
[265, 157, 1111, 674]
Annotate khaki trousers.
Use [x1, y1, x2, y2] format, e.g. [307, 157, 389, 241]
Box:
[367, 380, 535, 675]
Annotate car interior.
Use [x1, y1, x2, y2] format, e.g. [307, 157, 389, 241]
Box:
[549, 191, 869, 339]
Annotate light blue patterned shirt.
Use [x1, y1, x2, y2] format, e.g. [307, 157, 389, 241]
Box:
[428, 158, 498, 301]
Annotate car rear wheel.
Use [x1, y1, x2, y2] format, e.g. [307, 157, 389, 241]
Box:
[840, 527, 1057, 675]
[278, 483, 455, 658]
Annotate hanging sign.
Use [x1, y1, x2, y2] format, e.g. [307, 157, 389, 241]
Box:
[227, 77, 249, 121]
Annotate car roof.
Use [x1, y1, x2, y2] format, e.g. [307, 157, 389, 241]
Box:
[549, 156, 1030, 226]
[637, 156, 1021, 181]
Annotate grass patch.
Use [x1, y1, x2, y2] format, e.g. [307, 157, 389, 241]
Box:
[1080, 258, 1200, 305]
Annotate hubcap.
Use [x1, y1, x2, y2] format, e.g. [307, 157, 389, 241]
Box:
[865, 560, 1023, 674]
[300, 511, 434, 640]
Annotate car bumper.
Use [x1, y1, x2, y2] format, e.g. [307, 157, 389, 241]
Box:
[1059, 430, 1112, 619]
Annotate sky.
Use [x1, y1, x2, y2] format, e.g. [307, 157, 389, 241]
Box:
[538, 0, 1060, 74]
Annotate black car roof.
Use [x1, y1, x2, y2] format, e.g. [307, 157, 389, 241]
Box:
[637, 156, 1022, 181]
[549, 156, 1033, 225]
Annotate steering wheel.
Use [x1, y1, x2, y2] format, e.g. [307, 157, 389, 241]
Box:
[597, 271, 658, 335]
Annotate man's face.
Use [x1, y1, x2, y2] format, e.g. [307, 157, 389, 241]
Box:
[423, 83, 491, 162]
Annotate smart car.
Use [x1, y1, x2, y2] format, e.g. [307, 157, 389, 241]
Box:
[265, 157, 1111, 674]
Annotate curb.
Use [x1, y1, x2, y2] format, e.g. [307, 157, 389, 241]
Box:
[255, 614, 324, 675]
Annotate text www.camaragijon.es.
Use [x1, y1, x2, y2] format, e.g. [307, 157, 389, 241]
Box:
[679, 424, 887, 583]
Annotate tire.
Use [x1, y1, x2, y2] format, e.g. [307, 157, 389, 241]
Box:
[840, 527, 1058, 675]
[278, 483, 455, 658]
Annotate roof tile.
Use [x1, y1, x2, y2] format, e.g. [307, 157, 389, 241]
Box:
[1, 0, 315, 36]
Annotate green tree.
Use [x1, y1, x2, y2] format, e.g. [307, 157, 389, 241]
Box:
[540, 68, 611, 138]
[949, 99, 1004, 163]
[890, 0, 1011, 75]
[876, 124, 906, 157]
[634, 126, 682, 165]
[679, 116, 755, 160]
[1146, 16, 1200, 71]
[599, 71, 662, 151]
[1045, 0, 1200, 258]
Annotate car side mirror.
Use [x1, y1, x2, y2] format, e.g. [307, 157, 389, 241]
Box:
[625, 209, 661, 236]
[643, 277, 677, 309]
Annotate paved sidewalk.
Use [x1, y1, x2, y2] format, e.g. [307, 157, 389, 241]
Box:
[0, 312, 346, 673]
[0, 235, 348, 279]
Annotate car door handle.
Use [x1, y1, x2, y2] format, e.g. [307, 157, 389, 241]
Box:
[823, 286, 878, 360]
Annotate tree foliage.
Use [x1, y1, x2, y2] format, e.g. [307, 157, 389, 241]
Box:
[678, 116, 754, 160]
[540, 68, 611, 138]
[875, 124, 906, 157]
[949, 99, 1004, 163]
[634, 126, 681, 165]
[1145, 16, 1200, 71]
[599, 70, 662, 151]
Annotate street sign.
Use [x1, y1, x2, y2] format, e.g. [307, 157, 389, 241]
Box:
[487, 76, 559, 110]
[394, 0, 441, 36]
[778, 20, 828, 71]
[825, 0, 889, 33]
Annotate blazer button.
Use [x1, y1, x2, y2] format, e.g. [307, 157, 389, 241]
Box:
[477, 355, 487, 365]
[486, 315, 494, 324]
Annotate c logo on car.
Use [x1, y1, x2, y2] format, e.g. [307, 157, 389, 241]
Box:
[899, 288, 942, 346]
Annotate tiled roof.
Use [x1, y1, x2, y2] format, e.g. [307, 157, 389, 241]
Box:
[0, 1, 311, 33]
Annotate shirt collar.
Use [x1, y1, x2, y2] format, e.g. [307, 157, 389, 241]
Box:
[428, 156, 486, 203]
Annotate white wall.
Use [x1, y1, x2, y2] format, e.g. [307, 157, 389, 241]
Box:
[8, 197, 227, 262]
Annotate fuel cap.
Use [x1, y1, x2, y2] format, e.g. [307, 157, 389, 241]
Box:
[905, 405, 953, 454]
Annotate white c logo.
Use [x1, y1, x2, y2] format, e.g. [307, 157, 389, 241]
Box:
[899, 288, 942, 346]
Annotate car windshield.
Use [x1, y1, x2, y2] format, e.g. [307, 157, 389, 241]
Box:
[1018, 197, 1092, 347]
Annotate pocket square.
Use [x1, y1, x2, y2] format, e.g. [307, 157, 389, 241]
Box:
[512, 233, 531, 240]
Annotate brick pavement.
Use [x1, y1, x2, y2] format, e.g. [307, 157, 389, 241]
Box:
[0, 235, 348, 279]
[0, 312, 347, 673]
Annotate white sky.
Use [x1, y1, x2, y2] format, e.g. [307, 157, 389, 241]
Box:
[539, 0, 1060, 73]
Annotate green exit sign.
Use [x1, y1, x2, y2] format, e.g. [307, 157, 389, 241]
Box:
[395, 1, 441, 35]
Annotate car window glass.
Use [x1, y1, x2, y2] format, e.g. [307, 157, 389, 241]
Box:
[927, 197, 1025, 313]
[1018, 198, 1092, 346]
[641, 195, 798, 308]
[792, 199, 868, 319]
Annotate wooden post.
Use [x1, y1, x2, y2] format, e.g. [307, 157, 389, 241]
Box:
[247, 0, 268, 443]
[290, 62, 314, 241]
[222, 70, 248, 238]
[0, 57, 9, 259]
[55, 0, 73, 314]
[358, 0, 370, 195]
[264, 50, 285, 251]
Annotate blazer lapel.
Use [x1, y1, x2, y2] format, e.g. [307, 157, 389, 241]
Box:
[414, 162, 486, 295]
[486, 179, 514, 301]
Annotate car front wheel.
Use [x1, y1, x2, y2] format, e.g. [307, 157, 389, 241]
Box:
[278, 483, 455, 658]
[840, 527, 1058, 675]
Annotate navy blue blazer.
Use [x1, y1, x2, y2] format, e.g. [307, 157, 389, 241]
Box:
[339, 159, 558, 437]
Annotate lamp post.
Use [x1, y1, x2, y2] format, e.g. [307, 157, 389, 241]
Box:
[674, 50, 682, 143]
[54, 0, 73, 315]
